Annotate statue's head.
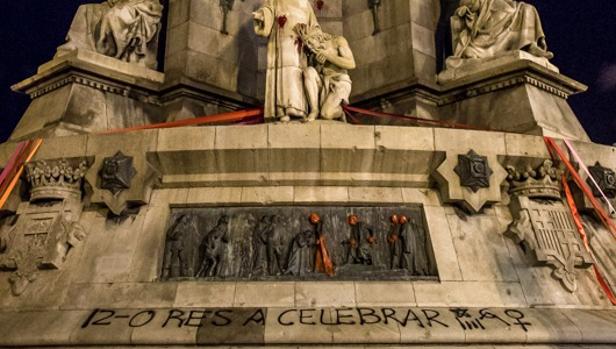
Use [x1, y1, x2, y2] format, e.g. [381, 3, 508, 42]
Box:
[347, 214, 359, 226]
[294, 23, 332, 52]
[390, 214, 399, 224]
[309, 213, 321, 224]
[219, 215, 229, 225]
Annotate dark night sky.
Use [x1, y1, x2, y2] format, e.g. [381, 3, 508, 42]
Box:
[0, 1, 615, 144]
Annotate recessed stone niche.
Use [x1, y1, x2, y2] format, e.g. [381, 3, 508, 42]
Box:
[161, 205, 438, 281]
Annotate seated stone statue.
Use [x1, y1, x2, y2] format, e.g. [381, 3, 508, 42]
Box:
[449, 0, 553, 65]
[56, 0, 163, 69]
[295, 24, 356, 122]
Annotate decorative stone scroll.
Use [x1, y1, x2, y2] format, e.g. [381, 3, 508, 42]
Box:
[433, 149, 507, 213]
[0, 158, 91, 296]
[454, 150, 493, 193]
[505, 160, 593, 293]
[99, 151, 137, 196]
[89, 149, 158, 217]
[161, 206, 437, 281]
[587, 162, 616, 199]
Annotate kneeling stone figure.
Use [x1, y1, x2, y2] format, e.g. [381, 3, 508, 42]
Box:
[295, 24, 356, 122]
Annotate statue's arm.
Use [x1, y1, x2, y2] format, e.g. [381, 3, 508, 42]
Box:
[253, 4, 274, 37]
[323, 37, 356, 70]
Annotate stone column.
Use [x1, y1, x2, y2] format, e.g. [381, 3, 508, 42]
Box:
[343, 0, 440, 119]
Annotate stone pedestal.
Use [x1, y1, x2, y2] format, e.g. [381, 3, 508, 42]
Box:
[0, 124, 615, 346]
[10, 50, 165, 140]
[437, 52, 590, 141]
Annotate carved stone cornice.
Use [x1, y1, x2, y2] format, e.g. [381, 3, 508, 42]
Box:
[439, 68, 583, 106]
[436, 53, 586, 103]
[23, 72, 159, 103]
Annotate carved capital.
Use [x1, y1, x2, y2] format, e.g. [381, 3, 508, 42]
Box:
[25, 158, 91, 202]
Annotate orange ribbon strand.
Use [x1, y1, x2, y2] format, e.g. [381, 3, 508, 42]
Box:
[544, 137, 616, 237]
[562, 175, 616, 305]
[99, 108, 264, 135]
[0, 139, 43, 209]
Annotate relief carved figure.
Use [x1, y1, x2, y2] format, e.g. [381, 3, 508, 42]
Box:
[399, 215, 430, 276]
[388, 214, 402, 270]
[345, 214, 376, 265]
[310, 213, 335, 276]
[162, 215, 199, 279]
[285, 229, 314, 276]
[56, 0, 163, 68]
[253, 0, 319, 122]
[198, 215, 231, 278]
[160, 207, 437, 281]
[295, 23, 356, 122]
[252, 215, 284, 276]
[447, 0, 553, 68]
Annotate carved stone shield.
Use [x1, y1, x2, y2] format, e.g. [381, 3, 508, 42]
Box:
[508, 196, 593, 292]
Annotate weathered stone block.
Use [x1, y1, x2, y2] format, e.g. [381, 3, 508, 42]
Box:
[446, 213, 518, 282]
[295, 282, 356, 307]
[265, 308, 335, 344]
[355, 282, 416, 306]
[413, 281, 527, 307]
[234, 282, 295, 307]
[174, 281, 236, 308]
[422, 206, 463, 281]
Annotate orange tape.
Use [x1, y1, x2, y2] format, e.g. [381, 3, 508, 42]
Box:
[315, 235, 335, 277]
[99, 108, 264, 135]
[562, 175, 616, 305]
[544, 137, 616, 237]
[0, 139, 43, 209]
[343, 105, 483, 130]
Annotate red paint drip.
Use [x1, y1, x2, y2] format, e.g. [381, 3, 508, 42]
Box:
[277, 15, 288, 28]
[316, 0, 325, 10]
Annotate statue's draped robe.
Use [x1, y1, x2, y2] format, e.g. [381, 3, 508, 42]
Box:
[97, 0, 163, 63]
[57, 0, 162, 68]
[254, 0, 319, 120]
[451, 0, 548, 59]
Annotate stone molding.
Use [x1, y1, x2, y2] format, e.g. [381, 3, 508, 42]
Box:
[17, 70, 160, 102]
[12, 124, 609, 192]
[439, 64, 585, 106]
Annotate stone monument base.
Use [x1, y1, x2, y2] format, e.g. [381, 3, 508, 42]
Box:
[10, 50, 255, 140]
[437, 52, 590, 141]
[10, 50, 165, 140]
